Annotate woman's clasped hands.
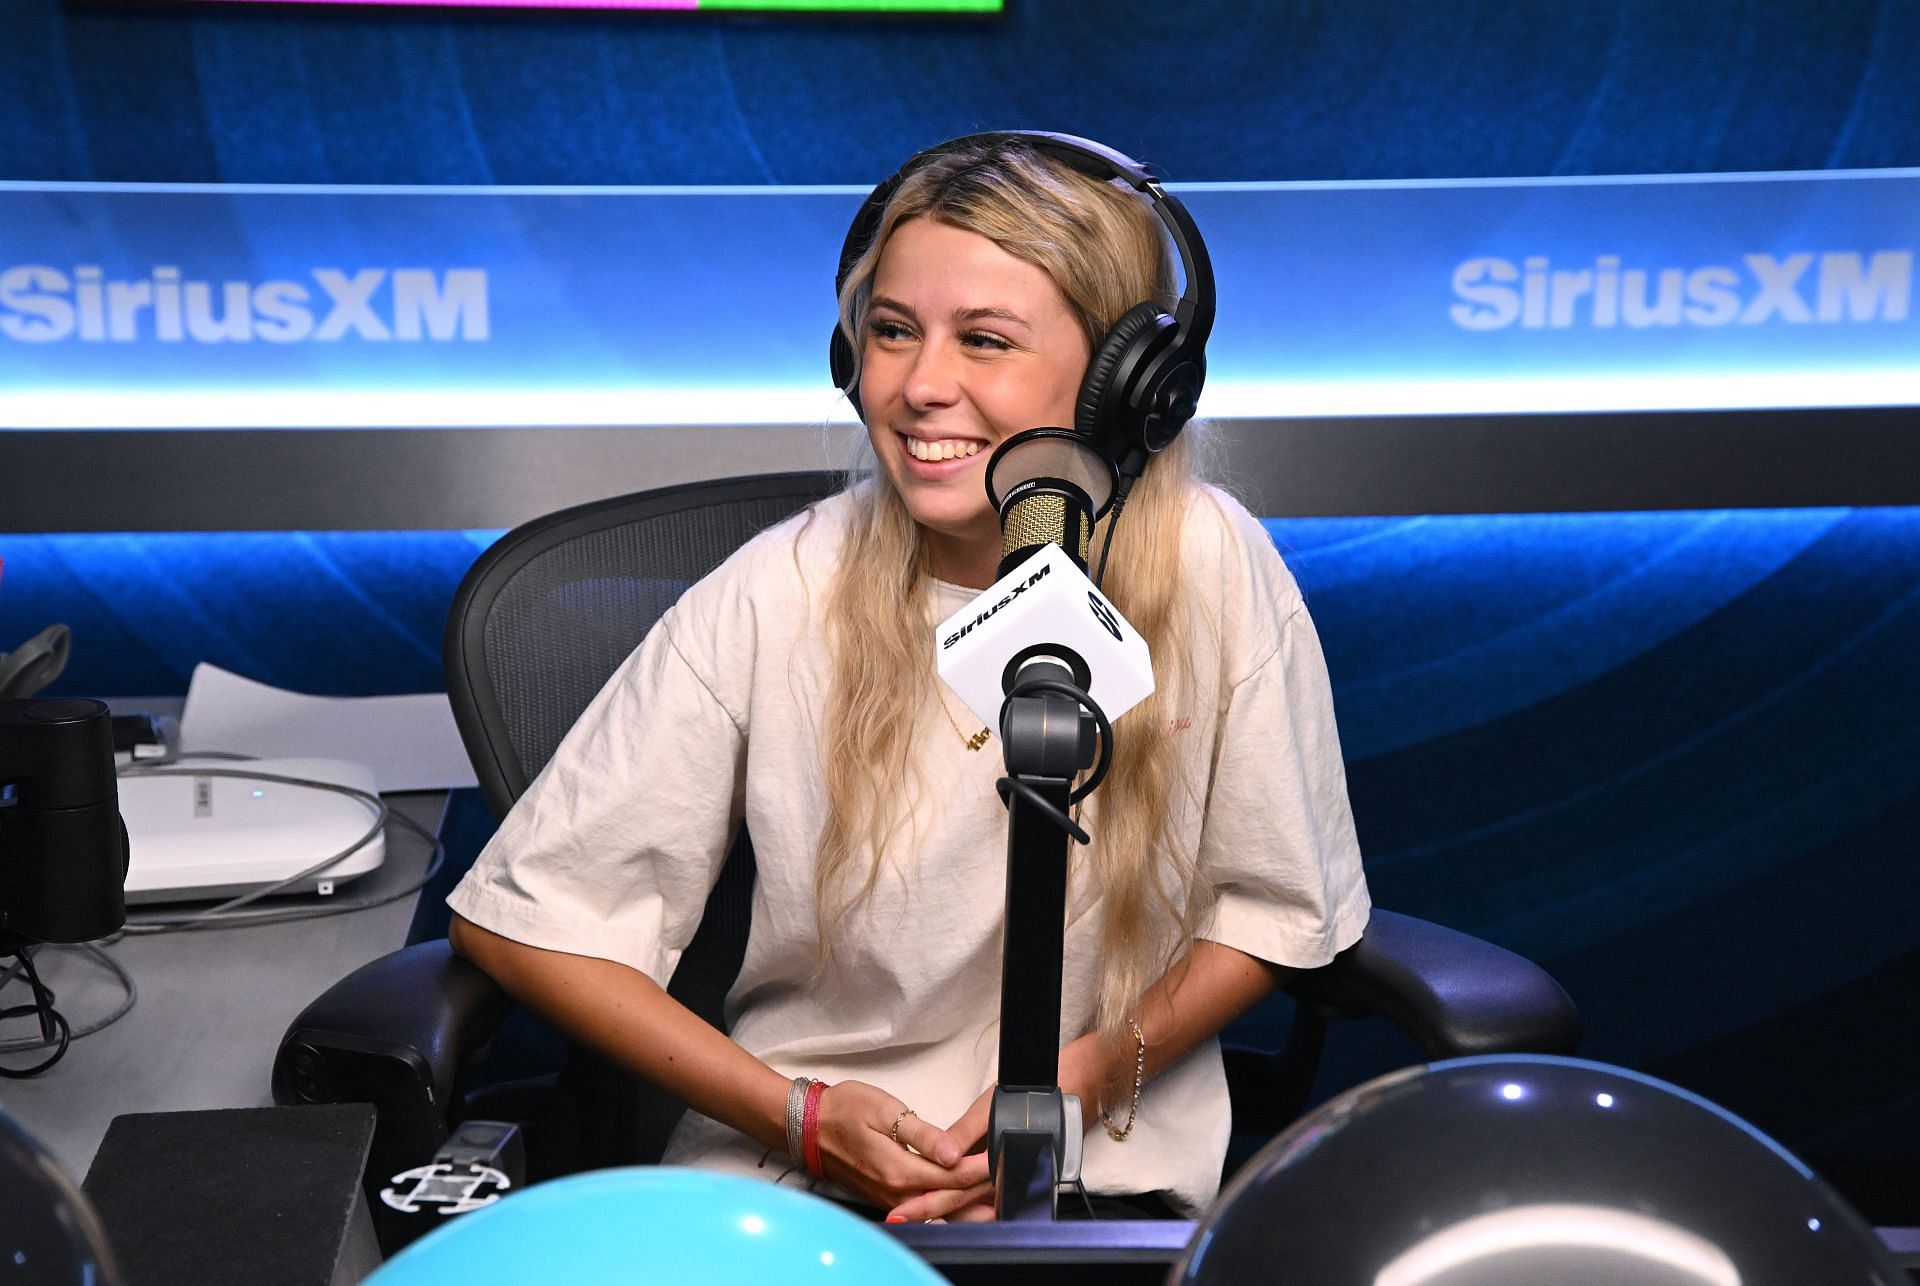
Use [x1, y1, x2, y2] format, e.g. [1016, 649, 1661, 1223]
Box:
[827, 1036, 1117, 1223]
[812, 1080, 996, 1223]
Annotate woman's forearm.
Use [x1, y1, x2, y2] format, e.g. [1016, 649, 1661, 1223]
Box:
[1061, 939, 1289, 1126]
[448, 913, 790, 1155]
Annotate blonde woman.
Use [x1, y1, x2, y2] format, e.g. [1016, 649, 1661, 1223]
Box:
[447, 134, 1370, 1223]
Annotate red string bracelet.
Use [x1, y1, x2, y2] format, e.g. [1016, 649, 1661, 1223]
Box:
[801, 1079, 829, 1181]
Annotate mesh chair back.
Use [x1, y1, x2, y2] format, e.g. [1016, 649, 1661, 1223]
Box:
[447, 472, 842, 818]
[443, 471, 841, 1167]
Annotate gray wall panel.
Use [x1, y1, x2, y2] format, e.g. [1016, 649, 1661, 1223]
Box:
[4, 407, 1917, 532]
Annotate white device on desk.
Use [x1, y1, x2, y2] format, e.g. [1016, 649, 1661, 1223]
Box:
[117, 757, 386, 904]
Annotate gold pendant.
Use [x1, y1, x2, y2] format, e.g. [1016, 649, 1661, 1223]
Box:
[964, 728, 990, 752]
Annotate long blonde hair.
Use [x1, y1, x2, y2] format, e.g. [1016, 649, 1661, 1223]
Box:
[817, 139, 1208, 1038]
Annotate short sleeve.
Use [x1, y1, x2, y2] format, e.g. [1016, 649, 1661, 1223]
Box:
[1194, 528, 1371, 969]
[446, 607, 747, 986]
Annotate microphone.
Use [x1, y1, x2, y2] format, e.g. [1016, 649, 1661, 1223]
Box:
[984, 428, 1116, 581]
[934, 429, 1154, 733]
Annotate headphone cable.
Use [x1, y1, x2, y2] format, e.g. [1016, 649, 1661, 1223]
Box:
[1092, 473, 1137, 592]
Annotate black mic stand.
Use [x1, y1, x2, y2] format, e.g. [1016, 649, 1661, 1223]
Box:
[988, 654, 1098, 1221]
[974, 428, 1124, 1221]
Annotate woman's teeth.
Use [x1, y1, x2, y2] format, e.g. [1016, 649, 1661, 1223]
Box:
[905, 437, 983, 463]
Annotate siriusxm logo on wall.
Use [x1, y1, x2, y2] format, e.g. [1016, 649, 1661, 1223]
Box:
[1449, 250, 1909, 332]
[0, 266, 488, 345]
[0, 169, 1915, 428]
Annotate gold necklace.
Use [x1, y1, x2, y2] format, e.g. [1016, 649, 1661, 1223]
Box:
[937, 691, 991, 751]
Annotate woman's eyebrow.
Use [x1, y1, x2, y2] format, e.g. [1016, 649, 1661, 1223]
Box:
[868, 295, 1032, 329]
[956, 305, 1031, 328]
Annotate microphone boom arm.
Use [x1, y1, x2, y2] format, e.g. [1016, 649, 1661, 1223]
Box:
[988, 656, 1103, 1221]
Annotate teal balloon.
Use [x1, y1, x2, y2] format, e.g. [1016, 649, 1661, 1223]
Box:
[367, 1167, 944, 1285]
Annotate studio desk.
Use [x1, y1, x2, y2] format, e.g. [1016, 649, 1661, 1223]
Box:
[8, 788, 1915, 1286]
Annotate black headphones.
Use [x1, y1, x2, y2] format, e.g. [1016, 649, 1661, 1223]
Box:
[829, 130, 1215, 481]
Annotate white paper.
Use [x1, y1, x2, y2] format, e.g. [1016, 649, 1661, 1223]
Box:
[178, 663, 479, 793]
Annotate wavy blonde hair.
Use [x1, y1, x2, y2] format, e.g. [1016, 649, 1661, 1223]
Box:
[817, 139, 1209, 1038]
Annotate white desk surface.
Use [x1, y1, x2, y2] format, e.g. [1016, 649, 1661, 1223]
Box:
[0, 791, 446, 1184]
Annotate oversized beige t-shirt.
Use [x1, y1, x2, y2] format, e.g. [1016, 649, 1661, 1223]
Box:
[448, 483, 1370, 1217]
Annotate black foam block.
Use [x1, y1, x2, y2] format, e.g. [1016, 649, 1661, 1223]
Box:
[82, 1103, 377, 1286]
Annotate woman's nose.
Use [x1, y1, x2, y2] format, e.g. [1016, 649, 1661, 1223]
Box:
[902, 341, 961, 410]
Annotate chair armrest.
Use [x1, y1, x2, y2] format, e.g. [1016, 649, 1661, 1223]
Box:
[272, 941, 511, 1160]
[1282, 910, 1580, 1059]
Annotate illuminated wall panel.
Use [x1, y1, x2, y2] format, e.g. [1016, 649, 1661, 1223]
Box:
[2, 173, 1914, 430]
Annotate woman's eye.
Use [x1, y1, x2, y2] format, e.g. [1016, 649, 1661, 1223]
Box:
[867, 319, 912, 342]
[963, 332, 1012, 351]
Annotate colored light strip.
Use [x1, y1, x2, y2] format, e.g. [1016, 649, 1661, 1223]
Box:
[1198, 370, 1920, 419]
[6, 368, 1920, 430]
[0, 387, 853, 429]
[189, 0, 999, 9]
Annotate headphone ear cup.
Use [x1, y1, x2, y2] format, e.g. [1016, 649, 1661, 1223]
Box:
[1075, 302, 1174, 459]
[828, 325, 863, 421]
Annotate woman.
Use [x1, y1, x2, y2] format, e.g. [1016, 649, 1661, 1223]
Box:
[447, 134, 1370, 1223]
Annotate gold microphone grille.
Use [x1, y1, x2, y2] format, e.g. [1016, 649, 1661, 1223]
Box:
[1003, 492, 1090, 562]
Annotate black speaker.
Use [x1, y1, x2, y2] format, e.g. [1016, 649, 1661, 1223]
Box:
[82, 1105, 378, 1286]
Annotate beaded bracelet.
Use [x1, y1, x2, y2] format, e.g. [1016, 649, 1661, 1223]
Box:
[1100, 1019, 1147, 1142]
[801, 1079, 829, 1180]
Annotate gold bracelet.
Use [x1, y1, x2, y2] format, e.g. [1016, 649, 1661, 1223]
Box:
[1100, 1019, 1147, 1142]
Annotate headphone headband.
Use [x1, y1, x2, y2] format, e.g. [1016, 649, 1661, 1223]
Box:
[835, 130, 1214, 350]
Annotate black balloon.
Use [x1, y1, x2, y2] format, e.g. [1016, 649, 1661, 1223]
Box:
[1174, 1055, 1903, 1286]
[0, 1110, 123, 1285]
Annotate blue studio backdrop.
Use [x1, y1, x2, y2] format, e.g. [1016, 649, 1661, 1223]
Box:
[2, 0, 1918, 1223]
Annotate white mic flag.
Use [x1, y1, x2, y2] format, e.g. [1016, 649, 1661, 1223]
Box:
[933, 543, 1155, 734]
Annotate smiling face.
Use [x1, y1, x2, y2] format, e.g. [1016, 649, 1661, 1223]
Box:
[858, 217, 1093, 588]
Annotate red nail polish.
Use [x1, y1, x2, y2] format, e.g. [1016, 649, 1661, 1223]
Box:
[885, 1214, 906, 1224]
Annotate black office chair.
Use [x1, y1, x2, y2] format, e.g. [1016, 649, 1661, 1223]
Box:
[272, 471, 1578, 1207]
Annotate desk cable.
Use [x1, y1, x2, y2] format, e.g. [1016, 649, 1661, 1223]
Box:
[0, 943, 135, 1079]
[0, 756, 446, 1077]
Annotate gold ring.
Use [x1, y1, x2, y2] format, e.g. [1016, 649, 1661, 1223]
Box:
[889, 1107, 917, 1148]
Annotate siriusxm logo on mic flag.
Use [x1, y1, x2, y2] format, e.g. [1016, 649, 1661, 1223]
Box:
[934, 544, 1155, 735]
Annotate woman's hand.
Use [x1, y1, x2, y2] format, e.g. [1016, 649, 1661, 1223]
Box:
[883, 1035, 1121, 1223]
[815, 1080, 980, 1213]
[885, 1087, 994, 1223]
